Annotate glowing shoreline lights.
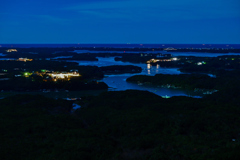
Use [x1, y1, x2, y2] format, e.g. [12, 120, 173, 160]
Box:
[18, 58, 33, 62]
[147, 57, 178, 64]
[6, 49, 17, 52]
[47, 72, 80, 79]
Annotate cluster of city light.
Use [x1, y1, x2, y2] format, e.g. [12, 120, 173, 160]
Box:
[47, 72, 80, 79]
[197, 61, 206, 65]
[18, 58, 33, 62]
[147, 58, 178, 63]
[163, 48, 177, 51]
[161, 95, 171, 98]
[6, 49, 17, 52]
[23, 72, 32, 77]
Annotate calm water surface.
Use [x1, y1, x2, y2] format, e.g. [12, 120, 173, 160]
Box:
[68, 57, 200, 97]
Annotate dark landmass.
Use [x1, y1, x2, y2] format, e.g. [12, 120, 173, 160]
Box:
[1, 90, 240, 159]
[126, 74, 217, 90]
[2, 47, 239, 56]
[147, 55, 240, 76]
[0, 56, 143, 92]
[1, 49, 77, 59]
[76, 47, 164, 52]
[0, 60, 104, 79]
[0, 60, 79, 71]
[178, 55, 240, 74]
[57, 53, 98, 61]
[115, 53, 157, 63]
[167, 48, 240, 53]
[75, 47, 240, 53]
[0, 47, 75, 54]
[0, 60, 107, 91]
[0, 76, 108, 91]
[126, 69, 240, 96]
[1, 47, 240, 159]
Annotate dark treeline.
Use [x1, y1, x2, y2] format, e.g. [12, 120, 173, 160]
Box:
[0, 60, 104, 79]
[0, 60, 107, 91]
[74, 47, 240, 53]
[1, 47, 240, 159]
[75, 47, 165, 51]
[178, 55, 240, 74]
[148, 55, 240, 76]
[115, 53, 157, 63]
[167, 48, 240, 53]
[127, 74, 217, 90]
[0, 76, 108, 91]
[0, 47, 75, 54]
[1, 91, 240, 159]
[0, 60, 144, 91]
[2, 51, 78, 59]
[57, 53, 98, 61]
[0, 60, 78, 72]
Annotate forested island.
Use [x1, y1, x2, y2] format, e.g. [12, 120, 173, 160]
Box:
[127, 74, 217, 90]
[1, 47, 240, 159]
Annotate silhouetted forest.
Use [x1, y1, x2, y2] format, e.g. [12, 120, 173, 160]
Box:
[1, 91, 240, 159]
[1, 47, 240, 159]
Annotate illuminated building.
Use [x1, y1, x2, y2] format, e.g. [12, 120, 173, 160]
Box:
[47, 72, 80, 79]
[146, 58, 179, 63]
[197, 61, 206, 65]
[161, 95, 171, 98]
[6, 49, 17, 52]
[163, 48, 177, 51]
[18, 58, 33, 62]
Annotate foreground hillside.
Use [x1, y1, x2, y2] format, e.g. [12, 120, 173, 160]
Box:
[1, 90, 240, 160]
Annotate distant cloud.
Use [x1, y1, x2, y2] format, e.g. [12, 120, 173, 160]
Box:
[64, 0, 240, 22]
[36, 15, 69, 23]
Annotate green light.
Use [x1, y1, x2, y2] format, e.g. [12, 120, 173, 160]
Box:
[162, 95, 171, 98]
[24, 72, 31, 76]
[41, 69, 46, 72]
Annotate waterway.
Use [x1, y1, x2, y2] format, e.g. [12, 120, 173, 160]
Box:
[67, 57, 200, 97]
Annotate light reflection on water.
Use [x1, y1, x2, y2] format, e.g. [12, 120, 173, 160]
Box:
[0, 58, 16, 60]
[67, 57, 201, 97]
[0, 53, 6, 56]
[72, 103, 81, 110]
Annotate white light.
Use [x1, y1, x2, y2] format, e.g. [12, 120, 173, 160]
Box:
[147, 64, 151, 69]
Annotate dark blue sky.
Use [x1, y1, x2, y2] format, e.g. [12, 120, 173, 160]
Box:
[0, 0, 240, 44]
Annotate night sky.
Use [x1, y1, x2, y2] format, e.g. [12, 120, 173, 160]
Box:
[0, 0, 240, 44]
